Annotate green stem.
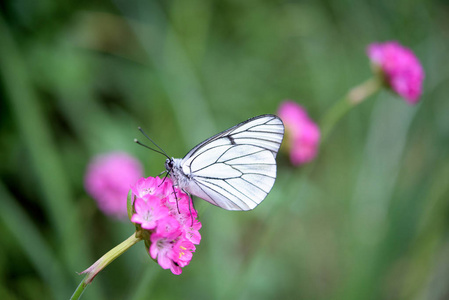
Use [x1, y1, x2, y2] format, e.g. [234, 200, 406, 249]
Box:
[70, 233, 142, 300]
[320, 77, 382, 143]
[71, 276, 89, 300]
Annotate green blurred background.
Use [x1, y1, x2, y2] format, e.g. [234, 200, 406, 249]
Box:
[1, 0, 448, 299]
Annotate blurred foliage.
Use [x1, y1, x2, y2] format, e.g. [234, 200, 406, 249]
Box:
[1, 0, 449, 299]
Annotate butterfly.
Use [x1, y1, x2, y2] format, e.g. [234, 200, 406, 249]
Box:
[136, 114, 284, 211]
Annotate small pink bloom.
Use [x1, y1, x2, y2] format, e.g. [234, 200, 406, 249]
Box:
[84, 152, 143, 219]
[131, 195, 170, 230]
[165, 186, 194, 217]
[150, 231, 183, 275]
[171, 239, 196, 268]
[367, 41, 424, 104]
[278, 101, 320, 166]
[183, 220, 202, 245]
[155, 216, 180, 236]
[132, 177, 172, 199]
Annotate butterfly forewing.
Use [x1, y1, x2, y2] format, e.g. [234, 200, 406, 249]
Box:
[179, 114, 284, 211]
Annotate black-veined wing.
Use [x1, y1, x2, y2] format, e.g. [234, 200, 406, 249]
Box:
[180, 115, 284, 210]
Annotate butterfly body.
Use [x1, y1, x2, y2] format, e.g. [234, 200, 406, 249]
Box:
[165, 157, 191, 189]
[165, 114, 284, 211]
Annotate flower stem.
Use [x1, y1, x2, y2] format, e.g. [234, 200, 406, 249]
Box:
[70, 233, 142, 300]
[320, 77, 382, 143]
[70, 276, 89, 300]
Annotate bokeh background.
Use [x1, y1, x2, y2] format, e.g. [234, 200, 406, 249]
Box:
[1, 0, 448, 299]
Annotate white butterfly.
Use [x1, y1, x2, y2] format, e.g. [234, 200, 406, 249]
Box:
[137, 114, 284, 211]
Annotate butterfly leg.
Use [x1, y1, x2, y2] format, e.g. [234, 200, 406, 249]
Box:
[171, 185, 181, 214]
[158, 171, 169, 187]
[164, 173, 182, 214]
[182, 188, 196, 226]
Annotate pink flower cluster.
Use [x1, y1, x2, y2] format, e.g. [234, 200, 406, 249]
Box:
[130, 177, 201, 275]
[367, 41, 424, 104]
[85, 152, 143, 219]
[278, 101, 320, 166]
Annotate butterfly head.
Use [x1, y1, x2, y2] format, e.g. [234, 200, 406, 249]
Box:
[165, 158, 174, 172]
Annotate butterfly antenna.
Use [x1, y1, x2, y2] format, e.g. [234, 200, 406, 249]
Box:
[138, 127, 170, 159]
[134, 139, 170, 159]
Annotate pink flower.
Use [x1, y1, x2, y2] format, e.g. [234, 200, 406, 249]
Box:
[183, 220, 202, 245]
[130, 177, 201, 275]
[84, 152, 143, 219]
[150, 231, 183, 275]
[155, 216, 180, 235]
[131, 195, 170, 230]
[171, 239, 196, 267]
[164, 188, 190, 213]
[131, 177, 172, 199]
[367, 41, 424, 104]
[278, 101, 320, 166]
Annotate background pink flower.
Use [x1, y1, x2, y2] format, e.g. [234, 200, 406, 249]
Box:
[367, 41, 424, 104]
[278, 101, 320, 166]
[85, 152, 143, 219]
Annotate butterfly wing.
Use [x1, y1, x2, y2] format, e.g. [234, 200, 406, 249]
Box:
[181, 114, 284, 210]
